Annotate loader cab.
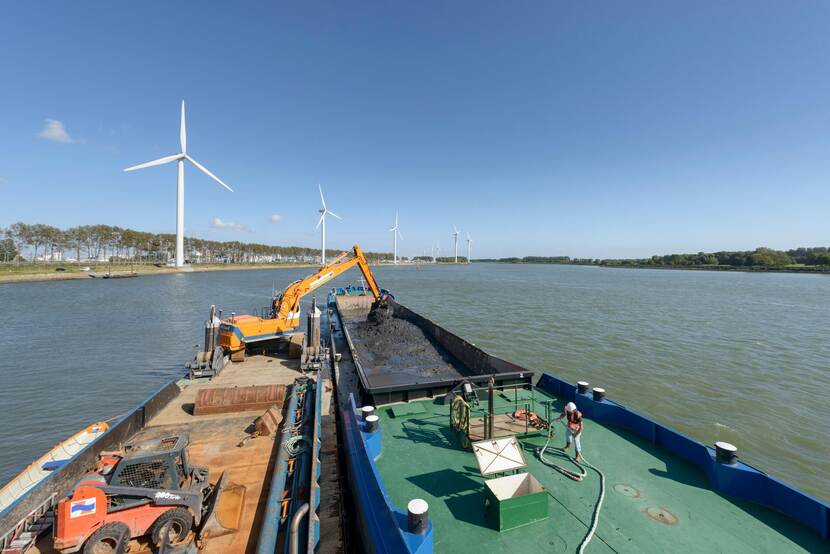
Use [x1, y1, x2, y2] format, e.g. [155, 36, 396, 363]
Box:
[108, 434, 190, 490]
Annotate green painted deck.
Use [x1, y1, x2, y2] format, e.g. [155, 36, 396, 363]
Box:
[373, 390, 826, 553]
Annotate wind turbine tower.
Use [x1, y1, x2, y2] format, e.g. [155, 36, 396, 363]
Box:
[466, 233, 472, 264]
[316, 184, 341, 265]
[452, 225, 460, 263]
[389, 212, 403, 264]
[124, 100, 234, 268]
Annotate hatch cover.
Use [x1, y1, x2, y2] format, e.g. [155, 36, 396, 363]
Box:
[471, 436, 527, 476]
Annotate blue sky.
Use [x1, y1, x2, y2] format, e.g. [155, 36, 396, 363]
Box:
[1, 1, 828, 259]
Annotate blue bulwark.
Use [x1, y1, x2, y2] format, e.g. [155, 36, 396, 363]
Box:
[537, 373, 830, 540]
[342, 394, 433, 554]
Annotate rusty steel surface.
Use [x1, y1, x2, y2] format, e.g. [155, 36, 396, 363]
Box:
[254, 406, 282, 437]
[194, 384, 286, 416]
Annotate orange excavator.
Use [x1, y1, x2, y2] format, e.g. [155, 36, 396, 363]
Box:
[218, 244, 386, 357]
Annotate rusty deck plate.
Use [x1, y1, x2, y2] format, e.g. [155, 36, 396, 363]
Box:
[194, 384, 286, 416]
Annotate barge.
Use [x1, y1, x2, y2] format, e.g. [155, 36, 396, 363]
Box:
[1, 266, 828, 554]
[328, 294, 830, 553]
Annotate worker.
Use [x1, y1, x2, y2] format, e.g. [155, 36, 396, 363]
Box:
[557, 402, 583, 462]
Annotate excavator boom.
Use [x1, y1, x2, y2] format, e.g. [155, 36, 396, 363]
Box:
[218, 245, 383, 353]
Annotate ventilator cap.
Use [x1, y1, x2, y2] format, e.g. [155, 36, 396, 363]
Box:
[565, 402, 577, 412]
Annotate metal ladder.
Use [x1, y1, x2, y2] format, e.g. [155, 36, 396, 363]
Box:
[1, 494, 57, 554]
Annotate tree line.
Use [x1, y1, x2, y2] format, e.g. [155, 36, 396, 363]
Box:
[475, 247, 830, 269]
[0, 222, 394, 264]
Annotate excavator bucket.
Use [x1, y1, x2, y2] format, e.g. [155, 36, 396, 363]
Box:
[368, 296, 393, 324]
[200, 471, 247, 539]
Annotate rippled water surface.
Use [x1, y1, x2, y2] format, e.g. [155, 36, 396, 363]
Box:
[1, 264, 828, 501]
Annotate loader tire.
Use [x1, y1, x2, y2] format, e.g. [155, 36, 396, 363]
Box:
[83, 522, 130, 554]
[150, 507, 193, 546]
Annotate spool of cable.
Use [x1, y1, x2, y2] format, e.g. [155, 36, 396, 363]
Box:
[592, 387, 606, 402]
[715, 441, 738, 465]
[407, 499, 429, 534]
[577, 381, 590, 394]
[361, 406, 375, 421]
[365, 414, 379, 433]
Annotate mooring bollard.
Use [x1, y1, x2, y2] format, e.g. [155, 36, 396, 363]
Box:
[592, 387, 606, 402]
[407, 499, 429, 534]
[577, 381, 590, 394]
[715, 441, 738, 465]
[361, 405, 375, 421]
[365, 414, 379, 433]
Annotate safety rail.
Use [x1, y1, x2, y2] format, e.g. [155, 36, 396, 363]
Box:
[538, 372, 830, 541]
[463, 383, 548, 441]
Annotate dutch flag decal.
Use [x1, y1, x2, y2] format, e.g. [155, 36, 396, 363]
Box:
[69, 497, 96, 518]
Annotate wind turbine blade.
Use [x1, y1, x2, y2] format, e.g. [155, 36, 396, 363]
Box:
[326, 210, 342, 220]
[389, 227, 396, 232]
[180, 100, 187, 153]
[186, 155, 234, 192]
[124, 153, 182, 171]
[397, 230, 403, 240]
[318, 184, 326, 210]
[316, 213, 324, 229]
[395, 211, 398, 226]
[453, 224, 458, 234]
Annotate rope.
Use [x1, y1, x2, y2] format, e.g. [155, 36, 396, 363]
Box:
[283, 434, 310, 456]
[576, 454, 605, 554]
[535, 422, 606, 554]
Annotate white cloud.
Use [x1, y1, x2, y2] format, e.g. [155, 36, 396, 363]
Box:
[269, 214, 282, 223]
[38, 119, 74, 143]
[211, 217, 248, 231]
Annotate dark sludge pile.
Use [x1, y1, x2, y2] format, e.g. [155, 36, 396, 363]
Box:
[348, 304, 467, 378]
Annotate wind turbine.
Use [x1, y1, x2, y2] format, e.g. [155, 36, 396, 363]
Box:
[389, 211, 403, 264]
[316, 184, 341, 265]
[466, 232, 472, 264]
[452, 225, 460, 263]
[124, 100, 233, 268]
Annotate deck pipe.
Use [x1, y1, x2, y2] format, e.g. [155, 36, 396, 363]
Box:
[487, 378, 495, 440]
[256, 381, 301, 554]
[283, 380, 314, 554]
[307, 298, 321, 356]
[715, 441, 738, 465]
[204, 305, 217, 355]
[288, 503, 310, 554]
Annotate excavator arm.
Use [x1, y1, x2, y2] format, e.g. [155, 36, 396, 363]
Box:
[219, 245, 383, 354]
[272, 244, 381, 321]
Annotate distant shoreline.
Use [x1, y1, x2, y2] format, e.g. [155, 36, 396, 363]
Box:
[475, 261, 830, 275]
[0, 263, 320, 285]
[0, 261, 432, 285]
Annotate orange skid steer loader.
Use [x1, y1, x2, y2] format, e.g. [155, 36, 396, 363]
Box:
[54, 434, 244, 554]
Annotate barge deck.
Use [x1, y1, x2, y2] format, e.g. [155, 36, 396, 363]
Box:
[372, 391, 826, 553]
[329, 295, 830, 553]
[21, 353, 326, 554]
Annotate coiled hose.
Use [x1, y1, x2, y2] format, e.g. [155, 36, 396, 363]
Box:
[535, 424, 606, 554]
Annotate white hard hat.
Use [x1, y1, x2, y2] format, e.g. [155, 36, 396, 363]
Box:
[565, 402, 577, 412]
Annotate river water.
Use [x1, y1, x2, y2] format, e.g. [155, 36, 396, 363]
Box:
[1, 264, 828, 502]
